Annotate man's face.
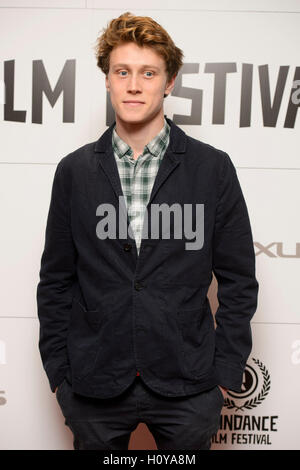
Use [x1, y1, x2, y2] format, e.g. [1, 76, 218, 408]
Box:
[105, 42, 175, 125]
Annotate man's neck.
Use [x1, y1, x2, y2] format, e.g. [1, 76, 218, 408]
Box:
[115, 112, 165, 159]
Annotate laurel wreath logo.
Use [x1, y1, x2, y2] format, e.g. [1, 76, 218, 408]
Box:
[223, 358, 271, 411]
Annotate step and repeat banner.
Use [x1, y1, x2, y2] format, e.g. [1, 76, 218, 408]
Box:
[0, 0, 299, 450]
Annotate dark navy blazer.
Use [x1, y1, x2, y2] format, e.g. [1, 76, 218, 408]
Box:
[36, 116, 259, 399]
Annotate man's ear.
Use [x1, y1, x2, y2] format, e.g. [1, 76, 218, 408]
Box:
[165, 74, 176, 97]
[105, 75, 110, 92]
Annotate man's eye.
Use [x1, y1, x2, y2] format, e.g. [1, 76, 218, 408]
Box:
[119, 71, 127, 76]
[144, 71, 154, 77]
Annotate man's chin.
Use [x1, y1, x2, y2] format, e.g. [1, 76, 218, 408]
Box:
[117, 113, 149, 126]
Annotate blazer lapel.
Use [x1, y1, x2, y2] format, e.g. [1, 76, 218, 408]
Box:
[93, 116, 187, 249]
[94, 116, 186, 203]
[94, 123, 125, 204]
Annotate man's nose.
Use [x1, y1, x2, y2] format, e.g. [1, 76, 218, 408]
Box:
[127, 73, 142, 93]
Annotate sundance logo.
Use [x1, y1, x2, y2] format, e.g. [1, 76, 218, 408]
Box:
[212, 358, 279, 447]
[224, 358, 270, 412]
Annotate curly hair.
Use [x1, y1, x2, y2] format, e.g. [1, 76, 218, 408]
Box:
[94, 12, 184, 84]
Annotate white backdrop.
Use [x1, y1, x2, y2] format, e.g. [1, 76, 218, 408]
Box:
[0, 0, 299, 450]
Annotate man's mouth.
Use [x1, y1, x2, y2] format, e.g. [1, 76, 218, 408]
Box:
[123, 101, 145, 106]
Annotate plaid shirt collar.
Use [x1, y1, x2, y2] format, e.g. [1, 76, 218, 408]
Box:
[112, 116, 170, 161]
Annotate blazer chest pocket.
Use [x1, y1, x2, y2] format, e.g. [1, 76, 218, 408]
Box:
[67, 298, 103, 380]
[176, 306, 215, 379]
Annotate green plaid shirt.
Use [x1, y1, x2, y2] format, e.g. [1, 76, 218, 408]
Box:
[112, 116, 170, 255]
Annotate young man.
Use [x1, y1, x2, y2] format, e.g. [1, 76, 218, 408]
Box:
[37, 12, 259, 450]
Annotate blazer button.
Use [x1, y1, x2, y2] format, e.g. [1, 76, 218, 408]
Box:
[123, 243, 132, 252]
[134, 281, 145, 291]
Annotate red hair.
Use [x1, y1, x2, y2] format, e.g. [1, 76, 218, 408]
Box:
[94, 11, 184, 83]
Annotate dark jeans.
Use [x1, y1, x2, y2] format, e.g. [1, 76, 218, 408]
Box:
[56, 375, 224, 450]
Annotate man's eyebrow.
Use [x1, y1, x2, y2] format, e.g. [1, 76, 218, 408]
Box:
[112, 63, 161, 71]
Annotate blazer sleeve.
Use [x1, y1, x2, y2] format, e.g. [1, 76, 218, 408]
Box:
[212, 152, 259, 392]
[36, 157, 77, 392]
